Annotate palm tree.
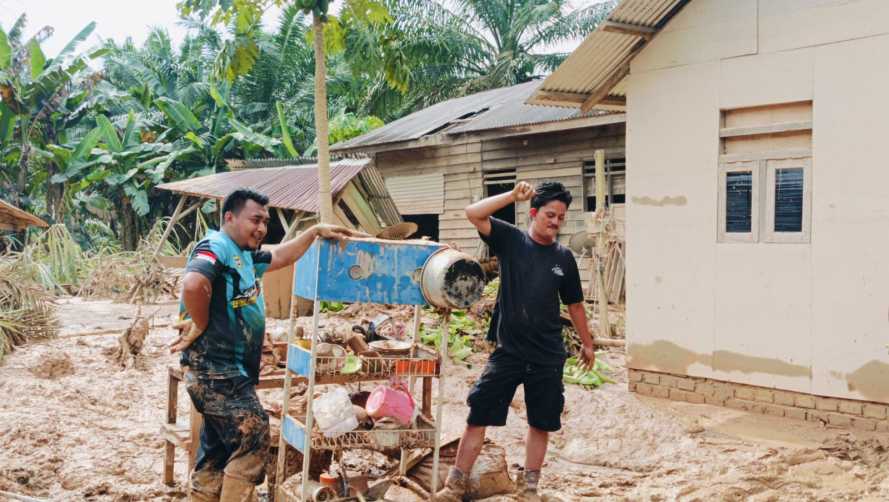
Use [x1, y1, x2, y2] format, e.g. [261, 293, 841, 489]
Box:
[53, 27, 283, 249]
[342, 0, 615, 116]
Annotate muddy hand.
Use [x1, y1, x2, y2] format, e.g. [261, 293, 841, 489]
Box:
[314, 223, 370, 250]
[170, 320, 203, 353]
[314, 223, 369, 240]
[512, 181, 534, 202]
[580, 344, 596, 371]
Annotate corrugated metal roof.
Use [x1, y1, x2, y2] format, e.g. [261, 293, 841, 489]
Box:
[156, 158, 370, 213]
[447, 81, 614, 134]
[527, 0, 689, 110]
[0, 199, 48, 231]
[332, 80, 619, 151]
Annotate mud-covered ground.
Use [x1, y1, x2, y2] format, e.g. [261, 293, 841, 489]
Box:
[1, 299, 887, 501]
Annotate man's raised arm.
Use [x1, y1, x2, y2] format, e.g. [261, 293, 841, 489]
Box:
[465, 181, 534, 237]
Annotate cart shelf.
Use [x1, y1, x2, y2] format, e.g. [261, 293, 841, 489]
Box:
[286, 343, 440, 384]
[282, 414, 437, 454]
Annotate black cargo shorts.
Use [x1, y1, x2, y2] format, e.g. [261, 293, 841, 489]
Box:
[466, 349, 565, 432]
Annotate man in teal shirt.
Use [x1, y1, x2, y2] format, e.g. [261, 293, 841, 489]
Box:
[172, 188, 356, 501]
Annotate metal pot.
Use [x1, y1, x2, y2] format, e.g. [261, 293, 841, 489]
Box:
[421, 248, 485, 309]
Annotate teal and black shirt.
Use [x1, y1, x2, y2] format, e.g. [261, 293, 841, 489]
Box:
[179, 230, 272, 383]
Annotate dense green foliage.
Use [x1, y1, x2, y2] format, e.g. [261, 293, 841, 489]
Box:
[0, 1, 612, 249]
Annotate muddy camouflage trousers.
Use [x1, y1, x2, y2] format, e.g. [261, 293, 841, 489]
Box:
[185, 371, 270, 494]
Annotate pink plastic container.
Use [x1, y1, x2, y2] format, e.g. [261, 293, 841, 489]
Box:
[366, 381, 415, 426]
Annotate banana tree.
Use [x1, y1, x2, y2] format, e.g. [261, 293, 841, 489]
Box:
[0, 15, 106, 217]
[48, 82, 283, 249]
[46, 112, 180, 248]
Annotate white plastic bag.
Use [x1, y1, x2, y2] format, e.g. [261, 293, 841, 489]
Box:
[313, 386, 358, 437]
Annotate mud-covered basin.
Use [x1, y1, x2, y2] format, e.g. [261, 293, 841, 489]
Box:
[421, 248, 485, 309]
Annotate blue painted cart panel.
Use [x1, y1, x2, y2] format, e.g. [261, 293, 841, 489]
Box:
[287, 343, 312, 377]
[294, 238, 443, 305]
[281, 415, 307, 454]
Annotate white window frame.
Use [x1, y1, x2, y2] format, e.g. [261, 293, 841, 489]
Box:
[764, 157, 812, 243]
[717, 160, 760, 243]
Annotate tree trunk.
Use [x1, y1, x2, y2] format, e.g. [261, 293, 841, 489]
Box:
[313, 13, 333, 224]
[120, 198, 139, 251]
[46, 163, 64, 222]
[15, 120, 29, 208]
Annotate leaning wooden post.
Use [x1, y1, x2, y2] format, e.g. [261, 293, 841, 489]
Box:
[594, 150, 611, 339]
[129, 194, 189, 303]
[153, 195, 188, 258]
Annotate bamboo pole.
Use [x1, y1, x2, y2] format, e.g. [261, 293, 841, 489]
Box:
[300, 292, 322, 502]
[594, 150, 611, 339]
[430, 310, 450, 499]
[313, 14, 334, 224]
[401, 305, 423, 477]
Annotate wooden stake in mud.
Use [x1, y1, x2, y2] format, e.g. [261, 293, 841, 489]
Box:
[594, 150, 611, 339]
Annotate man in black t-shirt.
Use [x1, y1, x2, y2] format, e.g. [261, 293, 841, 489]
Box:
[436, 181, 595, 502]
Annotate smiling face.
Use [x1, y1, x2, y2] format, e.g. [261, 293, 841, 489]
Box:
[529, 199, 568, 244]
[225, 199, 270, 250]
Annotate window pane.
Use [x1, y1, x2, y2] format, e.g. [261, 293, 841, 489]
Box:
[726, 171, 752, 233]
[775, 168, 803, 232]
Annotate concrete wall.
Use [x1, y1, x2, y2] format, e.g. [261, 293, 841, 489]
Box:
[625, 0, 889, 403]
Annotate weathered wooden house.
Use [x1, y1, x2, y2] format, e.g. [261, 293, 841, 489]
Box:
[333, 80, 627, 292]
[530, 0, 889, 428]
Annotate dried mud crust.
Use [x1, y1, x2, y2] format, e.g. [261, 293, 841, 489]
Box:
[0, 300, 887, 501]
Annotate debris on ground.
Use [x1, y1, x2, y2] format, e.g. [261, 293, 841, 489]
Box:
[113, 308, 153, 369]
[1, 298, 888, 501]
[0, 268, 59, 362]
[28, 350, 75, 380]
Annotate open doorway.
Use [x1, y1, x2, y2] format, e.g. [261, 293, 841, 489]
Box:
[403, 214, 439, 241]
[484, 169, 516, 224]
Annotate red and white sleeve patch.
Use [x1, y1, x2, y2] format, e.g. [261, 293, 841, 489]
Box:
[195, 251, 217, 264]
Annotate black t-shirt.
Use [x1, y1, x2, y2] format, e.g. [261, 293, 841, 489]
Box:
[481, 217, 584, 366]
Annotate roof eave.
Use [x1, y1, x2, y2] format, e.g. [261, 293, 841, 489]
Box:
[332, 113, 627, 154]
[527, 0, 693, 110]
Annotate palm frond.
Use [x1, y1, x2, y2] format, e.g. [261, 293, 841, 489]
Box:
[524, 0, 615, 49]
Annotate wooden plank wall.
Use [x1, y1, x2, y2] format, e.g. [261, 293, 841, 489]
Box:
[374, 123, 625, 292]
[376, 142, 485, 253]
[485, 125, 625, 289]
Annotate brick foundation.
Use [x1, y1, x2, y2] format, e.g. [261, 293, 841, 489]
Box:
[628, 369, 889, 432]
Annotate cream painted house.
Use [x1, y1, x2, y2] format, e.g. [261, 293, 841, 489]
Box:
[531, 0, 889, 428]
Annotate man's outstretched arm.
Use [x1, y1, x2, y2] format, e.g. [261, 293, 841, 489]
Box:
[267, 223, 368, 272]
